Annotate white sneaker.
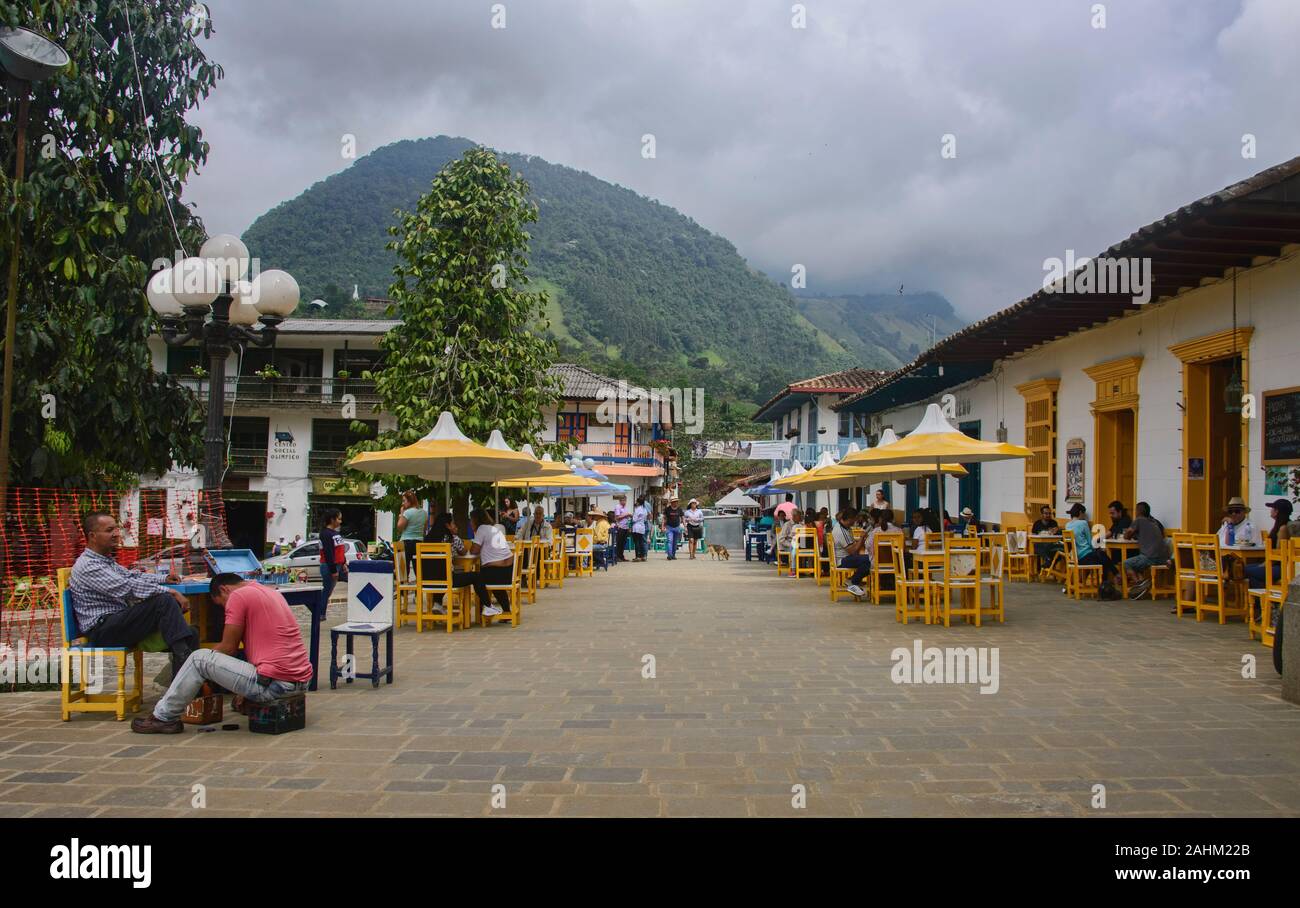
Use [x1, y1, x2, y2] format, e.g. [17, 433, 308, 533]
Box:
[846, 584, 866, 598]
[482, 605, 504, 617]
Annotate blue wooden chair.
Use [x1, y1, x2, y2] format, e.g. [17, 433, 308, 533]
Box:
[329, 561, 394, 689]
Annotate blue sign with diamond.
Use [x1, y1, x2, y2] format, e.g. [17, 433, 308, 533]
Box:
[356, 582, 383, 612]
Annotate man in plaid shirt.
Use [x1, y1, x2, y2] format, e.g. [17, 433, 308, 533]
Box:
[69, 511, 198, 672]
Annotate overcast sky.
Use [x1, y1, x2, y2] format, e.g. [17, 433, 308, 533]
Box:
[185, 0, 1300, 320]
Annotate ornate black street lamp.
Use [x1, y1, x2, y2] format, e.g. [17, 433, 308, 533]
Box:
[147, 235, 300, 491]
[0, 26, 69, 514]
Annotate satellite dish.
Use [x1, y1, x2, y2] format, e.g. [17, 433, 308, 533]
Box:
[0, 27, 69, 83]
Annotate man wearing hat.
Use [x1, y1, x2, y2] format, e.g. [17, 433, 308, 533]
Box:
[956, 507, 978, 534]
[587, 509, 611, 568]
[1217, 497, 1261, 549]
[662, 496, 684, 561]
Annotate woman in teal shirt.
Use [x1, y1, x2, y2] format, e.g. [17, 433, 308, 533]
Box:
[396, 490, 428, 577]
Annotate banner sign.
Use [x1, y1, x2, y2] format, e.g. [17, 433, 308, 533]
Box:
[690, 439, 792, 460]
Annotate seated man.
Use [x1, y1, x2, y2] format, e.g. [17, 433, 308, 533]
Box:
[832, 508, 871, 599]
[1122, 501, 1169, 600]
[132, 572, 312, 734]
[69, 511, 197, 676]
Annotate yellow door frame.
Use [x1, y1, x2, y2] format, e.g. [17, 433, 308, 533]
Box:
[1169, 328, 1253, 534]
[1084, 356, 1142, 521]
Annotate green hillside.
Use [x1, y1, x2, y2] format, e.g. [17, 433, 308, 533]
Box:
[242, 136, 959, 401]
[794, 292, 964, 370]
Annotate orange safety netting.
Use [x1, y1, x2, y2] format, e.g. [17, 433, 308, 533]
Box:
[0, 488, 229, 665]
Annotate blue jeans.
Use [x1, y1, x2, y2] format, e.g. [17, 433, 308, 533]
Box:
[840, 553, 872, 585]
[320, 563, 344, 601]
[666, 526, 682, 558]
[153, 649, 307, 722]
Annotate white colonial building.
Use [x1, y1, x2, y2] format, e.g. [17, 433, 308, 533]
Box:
[835, 155, 1300, 533]
[143, 320, 671, 551]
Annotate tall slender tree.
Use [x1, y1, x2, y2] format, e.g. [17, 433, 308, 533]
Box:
[0, 0, 219, 489]
[348, 146, 560, 509]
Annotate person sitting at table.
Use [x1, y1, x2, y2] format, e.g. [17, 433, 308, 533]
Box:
[1065, 503, 1119, 598]
[1106, 500, 1132, 539]
[588, 509, 612, 564]
[831, 508, 871, 598]
[956, 507, 978, 534]
[865, 509, 896, 561]
[517, 506, 553, 543]
[1030, 504, 1063, 572]
[776, 508, 801, 567]
[130, 572, 312, 735]
[69, 511, 198, 677]
[1246, 499, 1292, 589]
[466, 508, 515, 617]
[1121, 501, 1170, 600]
[1218, 497, 1261, 548]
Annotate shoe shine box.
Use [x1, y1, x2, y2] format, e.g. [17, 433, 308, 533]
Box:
[182, 684, 223, 725]
[247, 694, 306, 735]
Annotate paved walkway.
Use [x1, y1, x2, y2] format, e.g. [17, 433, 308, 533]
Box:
[2, 554, 1298, 817]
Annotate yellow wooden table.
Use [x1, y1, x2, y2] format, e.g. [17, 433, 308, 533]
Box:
[912, 550, 948, 624]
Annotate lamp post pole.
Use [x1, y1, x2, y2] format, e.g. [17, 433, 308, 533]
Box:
[0, 90, 31, 518]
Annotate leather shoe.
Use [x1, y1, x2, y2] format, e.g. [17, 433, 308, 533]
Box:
[131, 715, 183, 734]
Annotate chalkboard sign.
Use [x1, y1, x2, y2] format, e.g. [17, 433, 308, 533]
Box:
[1263, 387, 1300, 465]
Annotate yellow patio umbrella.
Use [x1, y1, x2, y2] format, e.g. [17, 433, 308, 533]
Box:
[838, 402, 1031, 544]
[783, 446, 967, 492]
[346, 410, 544, 510]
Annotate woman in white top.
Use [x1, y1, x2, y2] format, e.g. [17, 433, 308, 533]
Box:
[467, 507, 515, 616]
[683, 499, 705, 559]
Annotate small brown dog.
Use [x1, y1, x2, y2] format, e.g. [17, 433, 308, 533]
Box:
[707, 544, 730, 560]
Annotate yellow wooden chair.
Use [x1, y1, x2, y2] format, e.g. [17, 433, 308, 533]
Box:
[815, 531, 831, 586]
[870, 533, 902, 606]
[414, 543, 461, 633]
[567, 529, 595, 577]
[980, 540, 1006, 624]
[394, 547, 420, 629]
[893, 547, 930, 625]
[1062, 533, 1102, 600]
[56, 567, 144, 722]
[1262, 540, 1300, 647]
[480, 542, 524, 628]
[1172, 533, 1200, 617]
[1247, 539, 1284, 642]
[827, 533, 857, 603]
[1192, 533, 1244, 624]
[518, 539, 541, 604]
[1005, 530, 1033, 582]
[541, 533, 565, 588]
[792, 528, 818, 579]
[775, 532, 792, 574]
[938, 538, 982, 627]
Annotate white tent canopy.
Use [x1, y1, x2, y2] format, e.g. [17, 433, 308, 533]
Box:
[715, 488, 762, 509]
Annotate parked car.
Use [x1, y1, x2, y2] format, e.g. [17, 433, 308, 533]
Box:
[132, 543, 210, 578]
[262, 537, 368, 572]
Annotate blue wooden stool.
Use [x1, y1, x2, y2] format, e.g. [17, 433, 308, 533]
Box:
[330, 561, 394, 689]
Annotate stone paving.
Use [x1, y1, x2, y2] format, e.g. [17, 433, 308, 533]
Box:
[2, 553, 1298, 818]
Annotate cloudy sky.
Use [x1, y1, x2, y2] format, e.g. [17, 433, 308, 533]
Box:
[185, 0, 1300, 321]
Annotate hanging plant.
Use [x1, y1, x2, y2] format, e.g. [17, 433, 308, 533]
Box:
[335, 369, 350, 381]
[190, 364, 208, 379]
[255, 365, 281, 381]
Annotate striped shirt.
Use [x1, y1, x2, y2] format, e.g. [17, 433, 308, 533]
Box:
[68, 548, 169, 632]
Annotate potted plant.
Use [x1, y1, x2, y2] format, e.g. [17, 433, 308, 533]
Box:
[255, 365, 281, 381]
[335, 369, 350, 381]
[189, 364, 208, 379]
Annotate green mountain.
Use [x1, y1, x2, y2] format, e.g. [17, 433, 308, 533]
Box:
[242, 136, 959, 400]
[793, 292, 964, 370]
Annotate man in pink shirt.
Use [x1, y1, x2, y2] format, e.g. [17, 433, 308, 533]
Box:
[774, 493, 797, 523]
[132, 573, 312, 734]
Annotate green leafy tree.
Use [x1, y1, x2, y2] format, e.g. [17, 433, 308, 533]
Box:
[347, 146, 559, 510]
[0, 0, 219, 488]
